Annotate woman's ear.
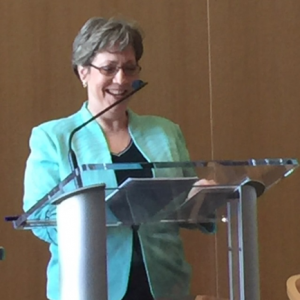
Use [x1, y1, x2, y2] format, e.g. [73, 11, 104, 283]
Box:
[77, 65, 90, 88]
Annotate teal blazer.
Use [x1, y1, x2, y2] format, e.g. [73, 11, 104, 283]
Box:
[23, 103, 195, 300]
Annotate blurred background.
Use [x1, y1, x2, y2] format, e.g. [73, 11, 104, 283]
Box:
[0, 1, 299, 299]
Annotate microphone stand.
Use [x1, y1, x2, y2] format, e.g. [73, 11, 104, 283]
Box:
[68, 80, 148, 188]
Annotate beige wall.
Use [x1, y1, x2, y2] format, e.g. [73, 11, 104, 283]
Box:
[0, 1, 299, 299]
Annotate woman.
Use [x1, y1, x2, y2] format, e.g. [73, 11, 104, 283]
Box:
[23, 17, 214, 300]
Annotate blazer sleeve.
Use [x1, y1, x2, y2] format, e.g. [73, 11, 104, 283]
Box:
[23, 126, 61, 245]
[175, 125, 197, 176]
[175, 125, 216, 234]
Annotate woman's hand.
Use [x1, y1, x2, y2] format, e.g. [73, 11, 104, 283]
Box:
[187, 179, 217, 200]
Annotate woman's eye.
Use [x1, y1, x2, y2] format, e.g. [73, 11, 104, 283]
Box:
[125, 66, 136, 70]
[102, 66, 116, 73]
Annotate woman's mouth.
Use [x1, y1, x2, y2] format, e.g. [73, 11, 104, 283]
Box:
[106, 89, 128, 97]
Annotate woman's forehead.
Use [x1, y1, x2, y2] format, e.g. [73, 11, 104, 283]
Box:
[92, 46, 136, 63]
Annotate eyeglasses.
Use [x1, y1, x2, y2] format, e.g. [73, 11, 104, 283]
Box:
[89, 63, 141, 77]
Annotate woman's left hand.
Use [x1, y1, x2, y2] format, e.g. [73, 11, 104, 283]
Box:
[187, 179, 217, 200]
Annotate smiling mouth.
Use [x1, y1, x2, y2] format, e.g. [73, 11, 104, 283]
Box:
[106, 89, 128, 97]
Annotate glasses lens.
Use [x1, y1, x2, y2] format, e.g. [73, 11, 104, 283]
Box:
[123, 65, 140, 76]
[100, 66, 118, 76]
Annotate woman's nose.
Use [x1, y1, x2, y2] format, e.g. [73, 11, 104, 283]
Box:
[112, 68, 127, 84]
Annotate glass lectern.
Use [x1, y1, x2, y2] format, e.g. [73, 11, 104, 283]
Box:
[6, 159, 299, 300]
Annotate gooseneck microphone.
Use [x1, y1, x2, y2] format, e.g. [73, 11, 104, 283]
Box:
[68, 80, 148, 188]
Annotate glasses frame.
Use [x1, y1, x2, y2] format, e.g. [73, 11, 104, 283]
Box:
[89, 63, 142, 77]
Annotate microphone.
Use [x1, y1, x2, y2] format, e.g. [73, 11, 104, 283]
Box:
[68, 80, 148, 188]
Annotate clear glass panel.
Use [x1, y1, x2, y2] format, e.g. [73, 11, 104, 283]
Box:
[10, 158, 297, 229]
[5, 159, 298, 300]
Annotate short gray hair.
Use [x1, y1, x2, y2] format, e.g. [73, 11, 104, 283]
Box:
[72, 17, 144, 78]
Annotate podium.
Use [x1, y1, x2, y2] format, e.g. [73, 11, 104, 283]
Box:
[6, 159, 299, 300]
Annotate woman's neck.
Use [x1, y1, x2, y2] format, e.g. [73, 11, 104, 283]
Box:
[87, 102, 129, 133]
[97, 112, 128, 133]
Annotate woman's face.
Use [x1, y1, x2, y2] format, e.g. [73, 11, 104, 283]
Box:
[78, 46, 139, 116]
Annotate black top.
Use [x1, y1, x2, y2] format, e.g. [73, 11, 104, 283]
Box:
[111, 141, 154, 300]
[111, 140, 153, 185]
